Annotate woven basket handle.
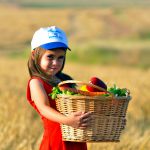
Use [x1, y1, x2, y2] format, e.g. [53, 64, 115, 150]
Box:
[58, 80, 107, 92]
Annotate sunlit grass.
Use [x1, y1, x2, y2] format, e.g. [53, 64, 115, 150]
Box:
[1, 5, 150, 51]
[0, 4, 150, 149]
[0, 5, 150, 69]
[0, 56, 149, 149]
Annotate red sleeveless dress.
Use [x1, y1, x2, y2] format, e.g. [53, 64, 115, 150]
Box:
[26, 77, 87, 150]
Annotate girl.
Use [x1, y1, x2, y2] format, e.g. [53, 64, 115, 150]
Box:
[26, 26, 91, 150]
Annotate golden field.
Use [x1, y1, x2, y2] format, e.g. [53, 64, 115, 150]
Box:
[0, 4, 150, 68]
[1, 4, 150, 51]
[0, 57, 149, 150]
[0, 4, 150, 150]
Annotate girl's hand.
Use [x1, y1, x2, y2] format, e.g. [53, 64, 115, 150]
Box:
[65, 111, 92, 129]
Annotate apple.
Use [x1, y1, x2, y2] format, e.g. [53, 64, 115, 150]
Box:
[59, 83, 70, 91]
[86, 77, 107, 92]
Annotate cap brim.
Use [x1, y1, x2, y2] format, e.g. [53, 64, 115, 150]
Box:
[40, 42, 71, 51]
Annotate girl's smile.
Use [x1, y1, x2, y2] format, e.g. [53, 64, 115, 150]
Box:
[39, 49, 66, 76]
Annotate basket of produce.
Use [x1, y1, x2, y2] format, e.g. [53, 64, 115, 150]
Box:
[50, 77, 131, 142]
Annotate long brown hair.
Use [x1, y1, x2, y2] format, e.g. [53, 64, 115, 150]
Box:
[27, 47, 67, 86]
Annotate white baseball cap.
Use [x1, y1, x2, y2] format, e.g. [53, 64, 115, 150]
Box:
[31, 26, 70, 51]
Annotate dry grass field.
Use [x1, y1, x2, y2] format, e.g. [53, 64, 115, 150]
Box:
[0, 4, 150, 68]
[0, 56, 149, 150]
[0, 4, 150, 150]
[1, 4, 150, 50]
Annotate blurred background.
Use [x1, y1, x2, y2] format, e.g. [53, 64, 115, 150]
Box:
[0, 0, 149, 149]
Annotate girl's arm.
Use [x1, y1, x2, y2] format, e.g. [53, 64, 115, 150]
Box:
[30, 79, 91, 129]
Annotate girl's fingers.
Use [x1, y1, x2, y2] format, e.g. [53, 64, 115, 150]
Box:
[85, 111, 92, 115]
[79, 121, 91, 129]
[81, 112, 92, 119]
[79, 127, 86, 130]
[79, 117, 92, 128]
[81, 117, 91, 123]
[81, 123, 88, 127]
[80, 113, 92, 123]
[79, 123, 88, 129]
[80, 112, 92, 120]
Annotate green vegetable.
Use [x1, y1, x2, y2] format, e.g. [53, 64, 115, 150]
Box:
[49, 87, 62, 99]
[49, 86, 78, 100]
[49, 84, 129, 100]
[108, 84, 128, 97]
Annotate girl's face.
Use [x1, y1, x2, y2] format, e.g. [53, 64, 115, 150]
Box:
[39, 49, 66, 76]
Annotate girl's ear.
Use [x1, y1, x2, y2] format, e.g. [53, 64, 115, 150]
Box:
[31, 51, 35, 59]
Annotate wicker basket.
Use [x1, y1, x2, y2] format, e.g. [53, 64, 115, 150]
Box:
[56, 80, 131, 142]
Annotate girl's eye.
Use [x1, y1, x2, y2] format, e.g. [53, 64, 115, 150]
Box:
[47, 54, 65, 61]
[47, 55, 54, 59]
[58, 56, 65, 60]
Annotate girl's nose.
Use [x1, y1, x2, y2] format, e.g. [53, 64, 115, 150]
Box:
[52, 59, 58, 65]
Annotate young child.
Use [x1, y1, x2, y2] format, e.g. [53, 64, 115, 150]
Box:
[26, 26, 91, 150]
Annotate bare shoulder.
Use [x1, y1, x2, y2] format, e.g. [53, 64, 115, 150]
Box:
[29, 78, 45, 92]
[30, 78, 42, 87]
[30, 79, 49, 105]
[29, 78, 48, 102]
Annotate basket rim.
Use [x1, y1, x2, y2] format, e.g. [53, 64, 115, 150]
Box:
[58, 80, 107, 92]
[56, 94, 131, 101]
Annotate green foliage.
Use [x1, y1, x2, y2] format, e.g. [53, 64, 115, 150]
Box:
[67, 46, 119, 64]
[67, 45, 150, 69]
[14, 0, 150, 8]
[49, 87, 62, 99]
[49, 87, 78, 99]
[108, 84, 128, 96]
[139, 30, 150, 40]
